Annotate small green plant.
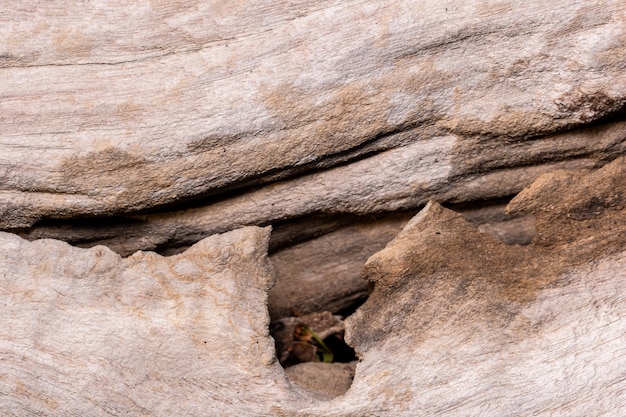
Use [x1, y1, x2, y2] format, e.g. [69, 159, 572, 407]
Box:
[292, 324, 334, 363]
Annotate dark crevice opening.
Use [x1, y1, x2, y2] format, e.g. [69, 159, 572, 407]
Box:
[322, 334, 358, 364]
[269, 193, 536, 376]
[268, 194, 537, 400]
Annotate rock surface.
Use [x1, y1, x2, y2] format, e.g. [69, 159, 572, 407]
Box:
[268, 202, 536, 318]
[344, 157, 626, 415]
[268, 212, 411, 318]
[0, 226, 304, 416]
[4, 0, 626, 327]
[2, 0, 626, 413]
[2, 157, 625, 415]
[3, 0, 626, 247]
[284, 362, 357, 401]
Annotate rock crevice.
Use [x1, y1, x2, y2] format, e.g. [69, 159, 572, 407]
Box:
[1, 158, 625, 415]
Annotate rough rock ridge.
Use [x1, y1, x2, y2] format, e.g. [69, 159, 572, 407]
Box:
[1, 157, 625, 416]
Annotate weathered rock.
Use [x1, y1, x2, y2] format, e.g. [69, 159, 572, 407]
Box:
[2, 1, 626, 413]
[4, 1, 624, 326]
[0, 226, 305, 415]
[268, 213, 411, 318]
[268, 203, 535, 318]
[12, 126, 624, 255]
[284, 362, 357, 401]
[2, 157, 625, 416]
[345, 156, 626, 415]
[2, 1, 626, 255]
[456, 201, 537, 246]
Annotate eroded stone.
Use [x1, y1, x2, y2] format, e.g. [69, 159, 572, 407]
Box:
[2, 158, 625, 415]
[0, 226, 306, 415]
[2, 0, 625, 247]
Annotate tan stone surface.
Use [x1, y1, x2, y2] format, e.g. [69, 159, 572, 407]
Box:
[0, 226, 302, 415]
[285, 362, 357, 401]
[2, 0, 625, 238]
[1, 158, 625, 415]
[1, 1, 626, 414]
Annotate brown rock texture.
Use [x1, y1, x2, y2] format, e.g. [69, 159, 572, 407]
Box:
[345, 157, 626, 415]
[2, 0, 625, 241]
[1, 1, 626, 413]
[4, 0, 625, 321]
[1, 157, 625, 416]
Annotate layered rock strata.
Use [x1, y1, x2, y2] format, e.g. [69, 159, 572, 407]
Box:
[3, 0, 625, 241]
[1, 157, 625, 415]
[3, 1, 626, 324]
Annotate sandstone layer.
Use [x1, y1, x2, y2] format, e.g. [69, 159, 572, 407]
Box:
[3, 0, 625, 240]
[1, 157, 625, 416]
[4, 0, 625, 322]
[1, 1, 626, 413]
